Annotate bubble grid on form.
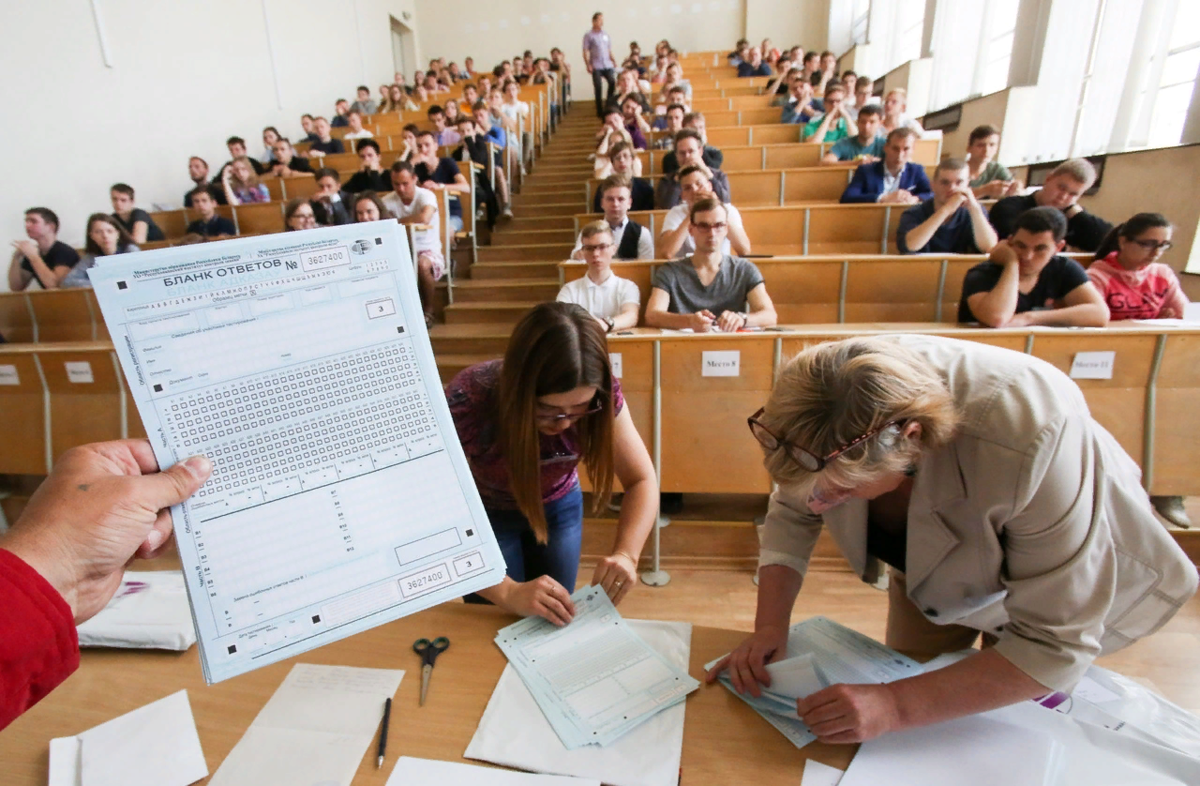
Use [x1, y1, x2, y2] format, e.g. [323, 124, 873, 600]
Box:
[88, 221, 506, 683]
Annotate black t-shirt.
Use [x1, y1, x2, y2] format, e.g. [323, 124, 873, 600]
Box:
[113, 208, 165, 242]
[988, 194, 1113, 252]
[19, 241, 80, 288]
[186, 215, 236, 237]
[592, 177, 655, 213]
[344, 169, 391, 195]
[661, 146, 724, 175]
[310, 138, 346, 155]
[958, 256, 1091, 323]
[277, 156, 312, 175]
[414, 158, 464, 218]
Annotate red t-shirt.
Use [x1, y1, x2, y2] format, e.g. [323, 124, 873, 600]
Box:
[1087, 252, 1188, 320]
[0, 549, 79, 730]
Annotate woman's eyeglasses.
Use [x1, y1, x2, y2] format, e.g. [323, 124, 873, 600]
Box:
[1132, 239, 1172, 252]
[746, 407, 901, 472]
[535, 401, 604, 424]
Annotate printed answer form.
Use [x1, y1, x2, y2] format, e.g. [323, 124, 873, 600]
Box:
[88, 222, 505, 683]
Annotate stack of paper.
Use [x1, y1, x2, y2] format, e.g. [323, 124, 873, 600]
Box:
[705, 617, 921, 748]
[494, 586, 699, 749]
[386, 757, 599, 785]
[49, 690, 207, 786]
[76, 571, 196, 651]
[466, 619, 692, 786]
[209, 663, 402, 786]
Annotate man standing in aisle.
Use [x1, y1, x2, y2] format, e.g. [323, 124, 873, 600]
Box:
[583, 12, 617, 118]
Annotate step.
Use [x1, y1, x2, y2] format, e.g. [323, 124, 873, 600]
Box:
[443, 301, 540, 325]
[511, 191, 586, 208]
[502, 215, 576, 231]
[533, 164, 593, 176]
[470, 260, 562, 279]
[508, 202, 584, 218]
[520, 182, 588, 196]
[452, 278, 559, 302]
[435, 353, 499, 384]
[428, 323, 513, 356]
[519, 174, 590, 189]
[477, 243, 573, 262]
[489, 228, 575, 246]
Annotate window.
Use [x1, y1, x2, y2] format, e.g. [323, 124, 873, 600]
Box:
[851, 0, 871, 46]
[928, 0, 1019, 110]
[978, 0, 1020, 97]
[1143, 4, 1200, 149]
[872, 0, 925, 77]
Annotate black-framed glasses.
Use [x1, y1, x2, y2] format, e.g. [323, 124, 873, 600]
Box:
[535, 398, 605, 424]
[1132, 239, 1172, 252]
[746, 407, 901, 472]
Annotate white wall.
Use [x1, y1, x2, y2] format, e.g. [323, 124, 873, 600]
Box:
[0, 0, 417, 292]
[745, 0, 829, 54]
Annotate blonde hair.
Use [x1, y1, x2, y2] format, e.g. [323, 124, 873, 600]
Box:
[580, 219, 615, 241]
[1050, 157, 1097, 189]
[760, 337, 959, 493]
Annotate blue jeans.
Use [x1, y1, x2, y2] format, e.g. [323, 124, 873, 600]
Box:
[465, 484, 584, 603]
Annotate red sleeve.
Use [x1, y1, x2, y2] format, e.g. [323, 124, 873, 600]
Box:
[0, 548, 79, 730]
[612, 375, 625, 417]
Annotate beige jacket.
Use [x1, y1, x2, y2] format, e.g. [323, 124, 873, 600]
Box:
[760, 334, 1197, 691]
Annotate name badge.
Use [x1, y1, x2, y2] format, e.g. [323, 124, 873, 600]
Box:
[66, 361, 95, 384]
[609, 352, 623, 378]
[1069, 351, 1115, 380]
[0, 365, 18, 385]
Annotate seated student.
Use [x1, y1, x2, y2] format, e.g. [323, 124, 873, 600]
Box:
[989, 158, 1112, 252]
[344, 139, 391, 195]
[1088, 213, 1187, 321]
[213, 136, 268, 182]
[459, 82, 480, 114]
[881, 87, 924, 136]
[657, 166, 750, 259]
[260, 126, 281, 163]
[593, 138, 642, 180]
[736, 47, 772, 78]
[844, 75, 875, 120]
[646, 197, 775, 332]
[577, 176, 654, 261]
[897, 159, 998, 254]
[765, 57, 794, 102]
[652, 103, 686, 150]
[661, 112, 724, 173]
[284, 198, 318, 231]
[271, 138, 313, 177]
[655, 130, 731, 208]
[453, 115, 506, 225]
[309, 169, 352, 226]
[821, 104, 884, 163]
[559, 220, 642, 332]
[592, 146, 654, 212]
[330, 99, 351, 128]
[780, 77, 820, 124]
[383, 162, 445, 327]
[298, 115, 320, 144]
[653, 86, 689, 127]
[306, 117, 346, 158]
[184, 157, 226, 207]
[840, 69, 857, 96]
[342, 111, 373, 141]
[352, 190, 388, 222]
[728, 39, 749, 65]
[109, 183, 164, 243]
[468, 103, 513, 217]
[804, 84, 857, 143]
[222, 157, 270, 205]
[396, 123, 420, 163]
[959, 206, 1108, 328]
[378, 84, 408, 113]
[659, 62, 692, 100]
[349, 85, 378, 116]
[605, 69, 653, 115]
[184, 188, 236, 238]
[620, 94, 650, 150]
[427, 105, 459, 147]
[61, 214, 139, 288]
[442, 97, 464, 128]
[816, 50, 838, 93]
[6, 208, 79, 291]
[966, 124, 1021, 199]
[840, 128, 932, 204]
[411, 131, 469, 233]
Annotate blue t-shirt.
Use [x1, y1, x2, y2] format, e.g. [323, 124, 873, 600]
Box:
[829, 135, 885, 162]
[897, 200, 979, 255]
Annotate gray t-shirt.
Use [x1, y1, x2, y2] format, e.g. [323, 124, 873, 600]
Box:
[651, 256, 765, 316]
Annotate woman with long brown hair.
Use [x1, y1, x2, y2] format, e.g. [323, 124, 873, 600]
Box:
[446, 302, 658, 625]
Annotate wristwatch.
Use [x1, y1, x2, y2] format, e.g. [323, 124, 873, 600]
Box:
[603, 316, 615, 333]
[737, 312, 748, 328]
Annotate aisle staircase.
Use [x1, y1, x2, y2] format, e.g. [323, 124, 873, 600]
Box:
[431, 105, 597, 382]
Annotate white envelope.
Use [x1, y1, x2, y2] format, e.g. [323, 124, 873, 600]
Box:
[465, 620, 691, 786]
[76, 571, 196, 651]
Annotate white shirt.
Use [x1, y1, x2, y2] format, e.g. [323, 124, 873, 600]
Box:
[660, 202, 743, 259]
[383, 187, 441, 255]
[571, 217, 654, 260]
[556, 271, 640, 320]
[879, 164, 904, 200]
[344, 129, 374, 140]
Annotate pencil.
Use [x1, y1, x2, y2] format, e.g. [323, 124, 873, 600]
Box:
[377, 697, 392, 769]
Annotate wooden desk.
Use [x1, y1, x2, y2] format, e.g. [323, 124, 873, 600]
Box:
[0, 601, 851, 784]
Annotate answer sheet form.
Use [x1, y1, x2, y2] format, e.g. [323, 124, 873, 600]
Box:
[88, 222, 506, 683]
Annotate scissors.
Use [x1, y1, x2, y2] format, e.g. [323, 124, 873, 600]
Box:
[413, 636, 450, 706]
